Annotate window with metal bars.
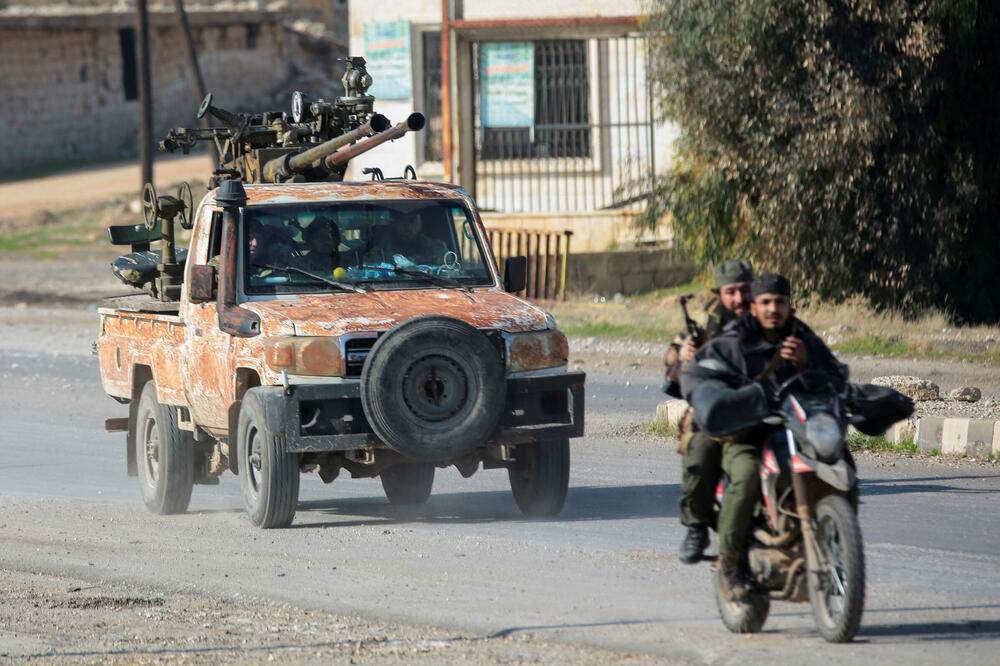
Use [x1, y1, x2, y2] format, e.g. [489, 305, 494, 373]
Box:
[479, 40, 591, 160]
[422, 31, 443, 163]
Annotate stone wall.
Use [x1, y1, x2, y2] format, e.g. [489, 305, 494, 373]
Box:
[0, 10, 292, 174]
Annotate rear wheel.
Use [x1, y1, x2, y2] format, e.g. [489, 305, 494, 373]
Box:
[508, 440, 570, 517]
[809, 494, 865, 642]
[237, 388, 299, 528]
[380, 463, 435, 505]
[714, 567, 770, 633]
[135, 381, 193, 515]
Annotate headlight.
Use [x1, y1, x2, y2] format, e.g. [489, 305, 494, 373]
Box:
[263, 336, 342, 376]
[805, 413, 844, 460]
[506, 329, 569, 373]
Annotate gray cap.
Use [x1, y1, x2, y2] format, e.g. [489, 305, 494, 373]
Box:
[714, 259, 753, 288]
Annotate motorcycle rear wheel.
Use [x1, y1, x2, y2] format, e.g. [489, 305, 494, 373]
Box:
[714, 568, 770, 634]
[809, 494, 865, 642]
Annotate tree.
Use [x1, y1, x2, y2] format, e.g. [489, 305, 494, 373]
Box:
[642, 0, 999, 321]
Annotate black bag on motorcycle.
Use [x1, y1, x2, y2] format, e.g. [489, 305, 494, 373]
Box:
[848, 384, 915, 436]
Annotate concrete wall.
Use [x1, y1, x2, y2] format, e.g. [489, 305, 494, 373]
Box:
[567, 250, 697, 297]
[482, 210, 660, 253]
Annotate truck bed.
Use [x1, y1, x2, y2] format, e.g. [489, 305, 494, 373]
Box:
[97, 303, 187, 406]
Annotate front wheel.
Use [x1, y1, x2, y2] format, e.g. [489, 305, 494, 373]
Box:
[237, 388, 300, 528]
[380, 463, 435, 505]
[809, 494, 865, 642]
[714, 568, 770, 633]
[508, 440, 570, 517]
[135, 381, 193, 515]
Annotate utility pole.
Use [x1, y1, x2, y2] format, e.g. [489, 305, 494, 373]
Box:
[135, 0, 153, 190]
[172, 0, 219, 165]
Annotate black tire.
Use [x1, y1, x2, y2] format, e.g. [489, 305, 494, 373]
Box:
[135, 381, 193, 515]
[237, 388, 300, 528]
[714, 569, 770, 634]
[508, 440, 570, 517]
[360, 316, 504, 462]
[380, 463, 435, 505]
[809, 494, 865, 643]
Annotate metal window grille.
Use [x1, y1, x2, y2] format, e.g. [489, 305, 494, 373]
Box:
[479, 40, 591, 160]
[422, 31, 444, 163]
[472, 35, 654, 213]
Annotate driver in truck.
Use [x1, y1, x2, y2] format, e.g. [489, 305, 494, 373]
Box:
[371, 211, 447, 266]
[681, 273, 839, 602]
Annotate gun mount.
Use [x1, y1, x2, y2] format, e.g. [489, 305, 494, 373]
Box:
[158, 57, 423, 187]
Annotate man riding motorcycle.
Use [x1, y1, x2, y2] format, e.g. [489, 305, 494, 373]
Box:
[664, 259, 754, 564]
[680, 273, 839, 601]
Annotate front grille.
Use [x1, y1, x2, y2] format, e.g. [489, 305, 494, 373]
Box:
[344, 336, 377, 378]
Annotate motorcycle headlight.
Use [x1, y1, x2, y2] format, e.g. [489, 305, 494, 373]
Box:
[805, 412, 844, 460]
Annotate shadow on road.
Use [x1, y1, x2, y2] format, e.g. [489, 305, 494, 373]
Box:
[860, 475, 1000, 498]
[294, 483, 680, 528]
[852, 604, 1000, 642]
[488, 617, 664, 638]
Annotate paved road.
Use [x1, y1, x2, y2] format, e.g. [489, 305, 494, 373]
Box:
[1, 313, 999, 664]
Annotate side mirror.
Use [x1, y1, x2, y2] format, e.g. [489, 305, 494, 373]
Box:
[188, 264, 215, 303]
[503, 256, 527, 293]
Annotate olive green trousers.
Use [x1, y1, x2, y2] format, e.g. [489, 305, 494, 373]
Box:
[679, 431, 722, 528]
[716, 440, 761, 557]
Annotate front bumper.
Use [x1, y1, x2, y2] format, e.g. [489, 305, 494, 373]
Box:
[252, 371, 585, 455]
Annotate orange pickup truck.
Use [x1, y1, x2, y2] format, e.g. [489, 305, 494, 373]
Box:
[98, 178, 584, 528]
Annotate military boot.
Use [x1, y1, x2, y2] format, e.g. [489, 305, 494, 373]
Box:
[679, 525, 709, 564]
[717, 554, 749, 602]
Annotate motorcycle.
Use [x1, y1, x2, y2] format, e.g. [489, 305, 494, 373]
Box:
[709, 368, 890, 643]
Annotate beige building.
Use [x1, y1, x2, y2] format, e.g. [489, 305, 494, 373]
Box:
[0, 1, 347, 174]
[347, 1, 677, 250]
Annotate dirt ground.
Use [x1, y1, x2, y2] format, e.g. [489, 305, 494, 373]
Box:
[0, 154, 213, 227]
[0, 569, 663, 665]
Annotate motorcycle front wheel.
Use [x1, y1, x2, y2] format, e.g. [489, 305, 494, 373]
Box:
[809, 494, 865, 642]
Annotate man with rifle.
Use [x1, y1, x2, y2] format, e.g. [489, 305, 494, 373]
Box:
[663, 259, 753, 564]
[680, 273, 839, 600]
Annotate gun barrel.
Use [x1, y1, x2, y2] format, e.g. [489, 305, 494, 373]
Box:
[288, 113, 390, 171]
[261, 113, 390, 183]
[324, 113, 425, 169]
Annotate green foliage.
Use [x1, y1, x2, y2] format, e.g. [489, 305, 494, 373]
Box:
[832, 334, 908, 356]
[563, 319, 674, 342]
[847, 431, 918, 454]
[642, 0, 1000, 322]
[647, 415, 677, 437]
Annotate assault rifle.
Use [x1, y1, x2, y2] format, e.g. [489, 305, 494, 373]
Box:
[662, 294, 706, 398]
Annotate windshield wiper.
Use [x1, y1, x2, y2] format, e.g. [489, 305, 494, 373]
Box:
[359, 264, 472, 292]
[254, 263, 366, 293]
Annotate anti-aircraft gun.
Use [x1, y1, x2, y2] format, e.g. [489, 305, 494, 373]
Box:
[113, 57, 425, 302]
[158, 56, 424, 187]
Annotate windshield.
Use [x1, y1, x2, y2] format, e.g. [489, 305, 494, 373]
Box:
[242, 200, 495, 295]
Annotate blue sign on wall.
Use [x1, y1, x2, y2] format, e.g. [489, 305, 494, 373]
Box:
[364, 21, 413, 99]
[481, 42, 535, 128]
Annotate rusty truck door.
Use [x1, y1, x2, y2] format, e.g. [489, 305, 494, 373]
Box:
[183, 208, 235, 431]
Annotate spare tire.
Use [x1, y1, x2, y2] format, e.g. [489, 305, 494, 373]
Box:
[360, 316, 504, 461]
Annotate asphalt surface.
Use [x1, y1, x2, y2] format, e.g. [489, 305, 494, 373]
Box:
[1, 309, 1000, 664]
